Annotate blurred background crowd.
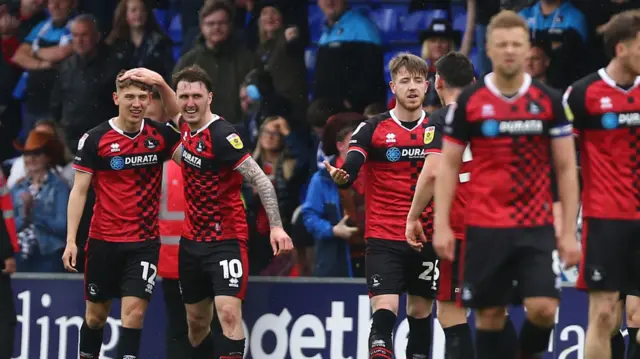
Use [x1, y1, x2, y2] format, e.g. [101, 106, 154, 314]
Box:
[0, 0, 634, 277]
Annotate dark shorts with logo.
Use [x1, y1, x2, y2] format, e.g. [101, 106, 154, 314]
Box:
[365, 238, 439, 299]
[460, 226, 560, 309]
[84, 238, 160, 302]
[178, 238, 249, 304]
[576, 219, 640, 296]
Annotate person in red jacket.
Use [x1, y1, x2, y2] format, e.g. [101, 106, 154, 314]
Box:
[149, 91, 221, 358]
[0, 169, 18, 359]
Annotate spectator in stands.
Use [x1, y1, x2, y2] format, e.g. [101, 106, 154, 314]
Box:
[418, 19, 462, 113]
[519, 0, 588, 88]
[244, 115, 303, 275]
[363, 102, 387, 118]
[306, 97, 347, 171]
[0, 0, 47, 160]
[174, 0, 257, 124]
[255, 1, 308, 127]
[7, 119, 73, 188]
[526, 39, 552, 84]
[106, 0, 174, 80]
[0, 168, 18, 359]
[314, 0, 385, 113]
[9, 130, 70, 273]
[581, 0, 640, 72]
[11, 0, 76, 134]
[51, 14, 119, 152]
[302, 113, 366, 277]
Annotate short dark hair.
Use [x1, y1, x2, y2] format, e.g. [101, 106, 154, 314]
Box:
[336, 125, 355, 143]
[435, 52, 475, 88]
[200, 0, 234, 23]
[115, 69, 152, 92]
[363, 102, 387, 118]
[307, 98, 347, 129]
[599, 10, 640, 59]
[172, 65, 214, 92]
[388, 52, 429, 79]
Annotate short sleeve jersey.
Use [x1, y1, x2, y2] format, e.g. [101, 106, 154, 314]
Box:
[348, 110, 438, 240]
[73, 118, 181, 242]
[563, 68, 640, 220]
[428, 105, 473, 240]
[444, 73, 572, 228]
[179, 115, 251, 242]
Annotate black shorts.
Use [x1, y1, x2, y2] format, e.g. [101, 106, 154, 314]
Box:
[437, 239, 463, 302]
[178, 238, 249, 304]
[460, 226, 560, 309]
[84, 239, 160, 302]
[577, 219, 640, 294]
[365, 238, 439, 299]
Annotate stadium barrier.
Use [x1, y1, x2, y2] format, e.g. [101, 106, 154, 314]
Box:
[10, 273, 609, 359]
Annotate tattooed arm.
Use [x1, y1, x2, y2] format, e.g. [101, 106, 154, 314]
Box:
[236, 157, 283, 228]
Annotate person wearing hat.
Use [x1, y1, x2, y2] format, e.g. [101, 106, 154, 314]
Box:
[9, 129, 70, 272]
[418, 19, 462, 113]
[302, 112, 366, 277]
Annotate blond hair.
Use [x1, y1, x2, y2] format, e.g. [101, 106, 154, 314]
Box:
[487, 10, 529, 39]
[388, 52, 429, 79]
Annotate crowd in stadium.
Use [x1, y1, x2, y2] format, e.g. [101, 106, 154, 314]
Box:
[0, 0, 633, 277]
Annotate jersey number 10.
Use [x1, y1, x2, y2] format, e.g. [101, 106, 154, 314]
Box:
[459, 145, 472, 183]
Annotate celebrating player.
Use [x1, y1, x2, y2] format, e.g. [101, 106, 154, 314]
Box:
[62, 72, 181, 359]
[325, 53, 438, 359]
[405, 51, 475, 359]
[433, 10, 580, 359]
[564, 10, 640, 359]
[120, 65, 293, 359]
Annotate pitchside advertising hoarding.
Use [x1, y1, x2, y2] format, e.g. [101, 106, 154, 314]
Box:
[10, 269, 602, 359]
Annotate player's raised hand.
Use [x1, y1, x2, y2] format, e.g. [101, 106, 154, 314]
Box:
[323, 161, 349, 185]
[118, 67, 164, 86]
[270, 226, 294, 256]
[405, 219, 427, 251]
[433, 225, 455, 261]
[61, 243, 78, 273]
[557, 233, 580, 269]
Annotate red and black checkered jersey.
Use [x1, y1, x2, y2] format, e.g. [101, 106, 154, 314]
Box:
[179, 115, 250, 242]
[348, 110, 439, 241]
[428, 105, 473, 240]
[73, 118, 181, 242]
[444, 73, 572, 228]
[564, 69, 640, 220]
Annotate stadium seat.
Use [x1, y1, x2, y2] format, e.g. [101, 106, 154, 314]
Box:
[153, 8, 169, 31]
[168, 14, 182, 44]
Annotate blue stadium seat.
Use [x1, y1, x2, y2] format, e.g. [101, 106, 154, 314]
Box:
[153, 9, 169, 31]
[308, 5, 324, 44]
[168, 14, 182, 44]
[451, 5, 467, 32]
[370, 5, 406, 43]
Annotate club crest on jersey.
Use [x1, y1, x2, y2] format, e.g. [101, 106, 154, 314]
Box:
[527, 100, 542, 115]
[78, 133, 89, 151]
[424, 126, 435, 144]
[145, 137, 158, 150]
[226, 133, 243, 149]
[196, 140, 205, 152]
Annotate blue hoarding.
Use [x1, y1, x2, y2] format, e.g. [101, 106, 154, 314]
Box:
[9, 274, 604, 359]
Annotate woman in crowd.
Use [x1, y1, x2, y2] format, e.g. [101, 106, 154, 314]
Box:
[255, 1, 308, 126]
[9, 130, 70, 273]
[244, 116, 305, 275]
[7, 120, 74, 188]
[106, 0, 174, 79]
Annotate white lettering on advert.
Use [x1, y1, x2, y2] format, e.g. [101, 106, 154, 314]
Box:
[12, 289, 593, 359]
[182, 151, 202, 168]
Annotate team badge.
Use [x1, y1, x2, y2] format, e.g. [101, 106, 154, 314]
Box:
[424, 126, 435, 144]
[144, 137, 158, 150]
[226, 133, 244, 150]
[196, 140, 205, 153]
[78, 133, 89, 150]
